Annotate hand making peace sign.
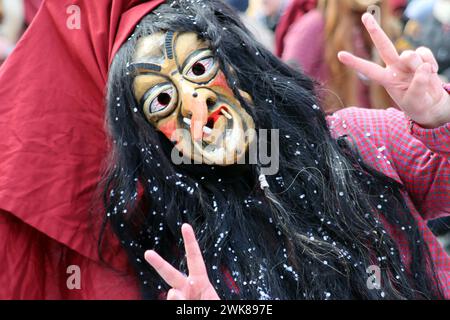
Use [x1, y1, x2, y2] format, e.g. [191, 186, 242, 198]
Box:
[338, 13, 450, 129]
[144, 224, 220, 300]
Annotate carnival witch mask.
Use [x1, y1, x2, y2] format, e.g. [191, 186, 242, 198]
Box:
[130, 32, 256, 165]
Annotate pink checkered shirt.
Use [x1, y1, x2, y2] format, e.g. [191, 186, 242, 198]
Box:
[327, 106, 450, 298]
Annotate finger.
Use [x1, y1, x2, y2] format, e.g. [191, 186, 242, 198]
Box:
[144, 250, 187, 288]
[404, 48, 442, 100]
[405, 61, 445, 102]
[362, 13, 399, 66]
[182, 224, 208, 277]
[398, 50, 423, 72]
[403, 63, 433, 107]
[416, 47, 439, 73]
[338, 51, 385, 83]
[167, 288, 186, 300]
[186, 278, 200, 300]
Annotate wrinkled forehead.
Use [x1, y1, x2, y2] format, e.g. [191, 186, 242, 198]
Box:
[133, 32, 210, 65]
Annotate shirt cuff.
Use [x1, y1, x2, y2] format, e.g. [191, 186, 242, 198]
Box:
[409, 119, 450, 156]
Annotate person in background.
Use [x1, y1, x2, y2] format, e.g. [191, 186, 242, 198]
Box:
[225, 0, 275, 52]
[259, 0, 290, 31]
[276, 0, 406, 58]
[275, 0, 317, 58]
[226, 0, 249, 12]
[405, 0, 437, 23]
[389, 0, 407, 18]
[399, 0, 450, 81]
[278, 0, 401, 113]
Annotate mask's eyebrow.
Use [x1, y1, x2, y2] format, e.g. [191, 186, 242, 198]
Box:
[165, 31, 175, 60]
[127, 62, 162, 73]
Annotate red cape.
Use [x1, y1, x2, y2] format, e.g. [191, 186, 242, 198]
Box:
[0, 0, 164, 299]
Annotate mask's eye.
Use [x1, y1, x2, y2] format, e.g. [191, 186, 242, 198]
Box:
[150, 87, 174, 113]
[183, 51, 218, 83]
[142, 83, 178, 120]
[187, 57, 214, 77]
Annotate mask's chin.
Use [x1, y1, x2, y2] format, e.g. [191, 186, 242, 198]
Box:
[158, 133, 251, 182]
[177, 104, 255, 166]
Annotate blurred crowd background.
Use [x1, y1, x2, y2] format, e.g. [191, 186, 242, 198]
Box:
[0, 0, 449, 254]
[2, 1, 448, 111]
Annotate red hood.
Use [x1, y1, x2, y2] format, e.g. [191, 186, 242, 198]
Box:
[0, 0, 164, 271]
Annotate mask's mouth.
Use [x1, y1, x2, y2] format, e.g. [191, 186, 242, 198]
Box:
[182, 106, 233, 145]
[202, 106, 232, 144]
[180, 104, 251, 165]
[207, 106, 232, 125]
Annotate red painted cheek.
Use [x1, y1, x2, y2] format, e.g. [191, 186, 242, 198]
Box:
[158, 118, 178, 142]
[209, 72, 234, 96]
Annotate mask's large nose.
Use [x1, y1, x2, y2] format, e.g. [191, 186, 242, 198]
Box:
[181, 87, 217, 141]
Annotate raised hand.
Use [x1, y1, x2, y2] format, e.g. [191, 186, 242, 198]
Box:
[338, 13, 450, 129]
[144, 224, 220, 300]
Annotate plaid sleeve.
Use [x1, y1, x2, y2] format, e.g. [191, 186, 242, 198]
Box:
[409, 121, 450, 160]
[327, 107, 450, 221]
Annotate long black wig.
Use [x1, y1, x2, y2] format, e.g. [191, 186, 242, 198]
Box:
[101, 0, 444, 300]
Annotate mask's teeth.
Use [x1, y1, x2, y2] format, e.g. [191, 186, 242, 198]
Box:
[183, 118, 191, 126]
[221, 109, 232, 120]
[184, 118, 212, 135]
[203, 126, 212, 134]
